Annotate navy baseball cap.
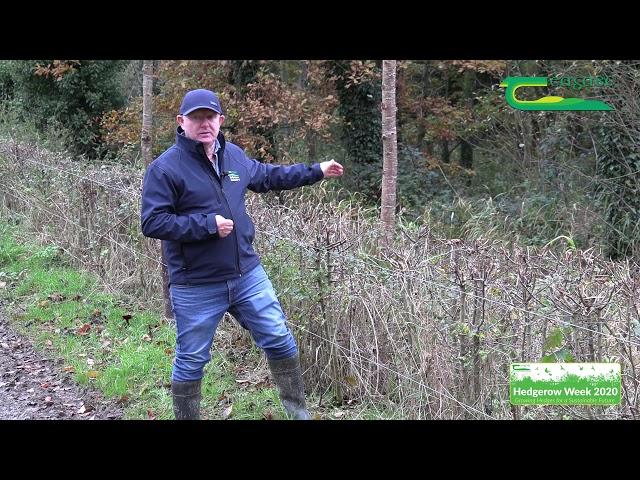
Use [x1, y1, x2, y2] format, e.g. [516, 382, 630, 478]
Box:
[179, 89, 223, 116]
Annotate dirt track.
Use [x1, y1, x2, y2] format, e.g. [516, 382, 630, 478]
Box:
[0, 308, 123, 420]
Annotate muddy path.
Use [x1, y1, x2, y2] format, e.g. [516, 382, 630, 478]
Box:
[0, 308, 123, 420]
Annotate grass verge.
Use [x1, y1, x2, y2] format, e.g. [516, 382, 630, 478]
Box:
[0, 220, 288, 420]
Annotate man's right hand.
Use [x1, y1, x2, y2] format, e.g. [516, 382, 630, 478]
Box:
[215, 215, 234, 238]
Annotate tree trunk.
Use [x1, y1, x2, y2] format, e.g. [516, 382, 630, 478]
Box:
[460, 140, 473, 169]
[299, 61, 317, 161]
[142, 60, 173, 321]
[441, 139, 450, 163]
[381, 60, 398, 248]
[141, 61, 153, 168]
[459, 69, 475, 169]
[298, 60, 309, 89]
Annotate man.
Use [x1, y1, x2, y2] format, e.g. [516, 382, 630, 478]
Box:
[141, 88, 344, 420]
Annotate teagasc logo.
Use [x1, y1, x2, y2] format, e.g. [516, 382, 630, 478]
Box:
[500, 76, 614, 111]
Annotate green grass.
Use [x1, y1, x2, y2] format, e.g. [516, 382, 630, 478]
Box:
[0, 221, 288, 419]
[0, 220, 390, 420]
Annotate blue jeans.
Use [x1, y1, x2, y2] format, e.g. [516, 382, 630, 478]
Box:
[169, 263, 298, 382]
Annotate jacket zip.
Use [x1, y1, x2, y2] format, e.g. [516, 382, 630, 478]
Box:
[220, 187, 242, 277]
[201, 148, 242, 277]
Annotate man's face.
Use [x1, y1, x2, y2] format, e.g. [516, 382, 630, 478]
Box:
[177, 108, 225, 146]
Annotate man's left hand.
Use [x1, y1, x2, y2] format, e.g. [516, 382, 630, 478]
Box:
[320, 159, 344, 178]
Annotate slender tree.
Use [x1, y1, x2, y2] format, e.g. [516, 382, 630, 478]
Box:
[141, 61, 154, 166]
[459, 69, 475, 169]
[381, 60, 398, 248]
[142, 60, 173, 319]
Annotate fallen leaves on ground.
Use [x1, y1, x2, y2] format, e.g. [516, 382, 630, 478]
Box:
[77, 403, 95, 414]
[47, 292, 65, 302]
[222, 404, 233, 419]
[76, 323, 91, 336]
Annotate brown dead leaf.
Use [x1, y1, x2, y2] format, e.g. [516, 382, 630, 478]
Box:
[345, 375, 358, 386]
[147, 410, 156, 420]
[142, 334, 152, 342]
[87, 370, 99, 379]
[63, 366, 75, 373]
[77, 323, 91, 336]
[38, 300, 50, 309]
[116, 395, 130, 405]
[45, 340, 53, 347]
[262, 410, 274, 420]
[165, 348, 174, 356]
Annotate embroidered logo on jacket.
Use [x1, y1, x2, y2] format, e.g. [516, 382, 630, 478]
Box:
[227, 170, 240, 182]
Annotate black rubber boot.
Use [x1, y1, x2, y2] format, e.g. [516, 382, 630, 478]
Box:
[267, 354, 311, 420]
[171, 379, 202, 420]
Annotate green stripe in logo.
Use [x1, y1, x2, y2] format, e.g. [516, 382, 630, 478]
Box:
[500, 77, 614, 111]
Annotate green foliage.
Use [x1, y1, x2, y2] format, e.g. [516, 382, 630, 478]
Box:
[596, 126, 640, 259]
[395, 145, 446, 216]
[2, 58, 635, 262]
[3, 220, 380, 419]
[0, 61, 14, 100]
[2, 60, 128, 158]
[227, 60, 263, 91]
[541, 327, 574, 363]
[541, 348, 574, 363]
[543, 327, 564, 351]
[325, 60, 382, 201]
